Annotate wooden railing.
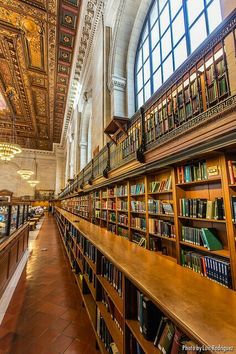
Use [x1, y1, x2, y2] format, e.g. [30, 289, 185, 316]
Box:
[59, 10, 236, 199]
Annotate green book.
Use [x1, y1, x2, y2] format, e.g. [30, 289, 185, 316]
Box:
[200, 228, 223, 251]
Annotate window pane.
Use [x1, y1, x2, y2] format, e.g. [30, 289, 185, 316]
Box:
[161, 28, 171, 59]
[143, 59, 150, 83]
[151, 21, 160, 49]
[160, 4, 170, 35]
[152, 44, 161, 72]
[142, 38, 150, 62]
[163, 54, 173, 81]
[174, 37, 187, 69]
[159, 0, 168, 13]
[142, 23, 149, 43]
[172, 9, 185, 46]
[153, 68, 162, 92]
[144, 81, 151, 101]
[170, 0, 182, 19]
[187, 0, 204, 26]
[138, 90, 144, 108]
[190, 15, 207, 52]
[136, 50, 142, 72]
[150, 2, 158, 28]
[137, 69, 143, 91]
[207, 0, 222, 32]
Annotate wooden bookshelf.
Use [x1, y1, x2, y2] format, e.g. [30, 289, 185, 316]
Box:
[55, 207, 236, 354]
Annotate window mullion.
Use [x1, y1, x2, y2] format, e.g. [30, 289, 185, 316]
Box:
[183, 0, 191, 55]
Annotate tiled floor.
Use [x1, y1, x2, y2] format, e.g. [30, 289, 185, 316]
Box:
[0, 215, 99, 354]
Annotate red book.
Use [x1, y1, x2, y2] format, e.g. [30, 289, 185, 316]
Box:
[171, 327, 184, 354]
[228, 160, 234, 184]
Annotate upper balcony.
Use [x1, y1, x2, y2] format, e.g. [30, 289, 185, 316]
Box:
[59, 9, 236, 199]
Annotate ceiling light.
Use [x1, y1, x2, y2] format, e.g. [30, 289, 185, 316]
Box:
[17, 169, 34, 180]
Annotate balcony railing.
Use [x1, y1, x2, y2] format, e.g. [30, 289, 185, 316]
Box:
[59, 9, 236, 199]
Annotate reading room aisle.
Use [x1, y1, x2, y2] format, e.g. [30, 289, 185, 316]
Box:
[0, 214, 99, 354]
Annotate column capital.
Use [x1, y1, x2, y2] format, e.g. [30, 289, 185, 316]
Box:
[109, 75, 126, 92]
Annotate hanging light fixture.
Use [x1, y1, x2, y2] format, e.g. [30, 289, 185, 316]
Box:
[0, 87, 22, 161]
[17, 169, 34, 180]
[27, 156, 40, 188]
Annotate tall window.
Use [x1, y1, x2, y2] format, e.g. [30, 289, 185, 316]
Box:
[135, 0, 222, 109]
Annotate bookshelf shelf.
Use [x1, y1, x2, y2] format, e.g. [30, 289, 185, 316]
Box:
[108, 220, 116, 225]
[97, 302, 123, 354]
[180, 241, 230, 258]
[149, 233, 176, 243]
[117, 223, 128, 228]
[117, 209, 128, 213]
[84, 254, 96, 273]
[97, 275, 123, 316]
[176, 178, 221, 187]
[178, 216, 226, 223]
[130, 227, 146, 233]
[126, 319, 160, 354]
[83, 273, 96, 300]
[130, 211, 146, 215]
[130, 194, 146, 197]
[148, 190, 173, 195]
[149, 212, 174, 218]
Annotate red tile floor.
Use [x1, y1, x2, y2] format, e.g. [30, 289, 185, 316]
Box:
[0, 215, 100, 354]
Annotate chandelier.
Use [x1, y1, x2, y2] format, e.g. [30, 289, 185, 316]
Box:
[17, 169, 34, 180]
[27, 180, 40, 187]
[0, 87, 22, 161]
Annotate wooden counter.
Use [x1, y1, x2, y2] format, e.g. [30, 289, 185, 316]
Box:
[0, 223, 29, 298]
[56, 207, 236, 349]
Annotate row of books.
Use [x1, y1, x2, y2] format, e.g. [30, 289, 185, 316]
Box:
[108, 212, 116, 222]
[179, 198, 225, 220]
[131, 217, 146, 231]
[149, 176, 172, 193]
[84, 239, 96, 263]
[231, 196, 236, 222]
[132, 233, 146, 247]
[137, 291, 197, 353]
[95, 210, 101, 218]
[102, 191, 108, 198]
[95, 201, 101, 209]
[101, 211, 107, 220]
[101, 256, 122, 297]
[228, 160, 236, 184]
[116, 185, 127, 197]
[84, 261, 96, 288]
[107, 201, 116, 209]
[117, 214, 128, 226]
[117, 200, 128, 211]
[108, 224, 116, 234]
[181, 250, 232, 288]
[149, 219, 176, 238]
[181, 226, 223, 251]
[96, 308, 118, 353]
[131, 200, 146, 212]
[148, 200, 174, 215]
[101, 288, 123, 334]
[131, 183, 145, 195]
[177, 161, 208, 183]
[108, 188, 115, 197]
[117, 226, 129, 238]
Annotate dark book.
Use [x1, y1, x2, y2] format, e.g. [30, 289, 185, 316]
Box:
[158, 320, 175, 354]
[141, 296, 163, 341]
[154, 316, 168, 347]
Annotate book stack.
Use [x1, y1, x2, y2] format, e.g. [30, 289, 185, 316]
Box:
[96, 308, 115, 351]
[136, 292, 193, 353]
[116, 185, 127, 196]
[181, 250, 232, 288]
[101, 211, 107, 220]
[149, 219, 176, 238]
[101, 288, 123, 335]
[117, 227, 129, 238]
[228, 160, 236, 184]
[132, 232, 144, 245]
[177, 161, 207, 183]
[95, 201, 101, 209]
[108, 224, 116, 234]
[102, 200, 108, 209]
[181, 227, 223, 250]
[117, 214, 128, 226]
[102, 190, 108, 198]
[117, 200, 128, 211]
[84, 239, 96, 262]
[107, 200, 116, 209]
[149, 176, 172, 193]
[131, 184, 145, 195]
[108, 188, 115, 197]
[148, 200, 174, 215]
[131, 217, 146, 230]
[109, 212, 116, 222]
[179, 198, 224, 219]
[131, 200, 146, 212]
[231, 196, 236, 222]
[101, 256, 122, 296]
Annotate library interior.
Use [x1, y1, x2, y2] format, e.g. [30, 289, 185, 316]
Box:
[0, 0, 236, 353]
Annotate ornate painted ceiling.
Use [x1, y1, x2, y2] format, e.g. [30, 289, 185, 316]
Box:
[0, 0, 81, 150]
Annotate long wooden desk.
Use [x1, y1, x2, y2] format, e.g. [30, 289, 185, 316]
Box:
[56, 207, 236, 350]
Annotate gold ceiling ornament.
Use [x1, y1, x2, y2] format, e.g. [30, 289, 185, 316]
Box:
[17, 169, 34, 180]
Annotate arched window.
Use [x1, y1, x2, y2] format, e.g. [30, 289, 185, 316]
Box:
[135, 0, 222, 109]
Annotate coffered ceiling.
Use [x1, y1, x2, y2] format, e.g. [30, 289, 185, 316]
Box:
[0, 0, 81, 150]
